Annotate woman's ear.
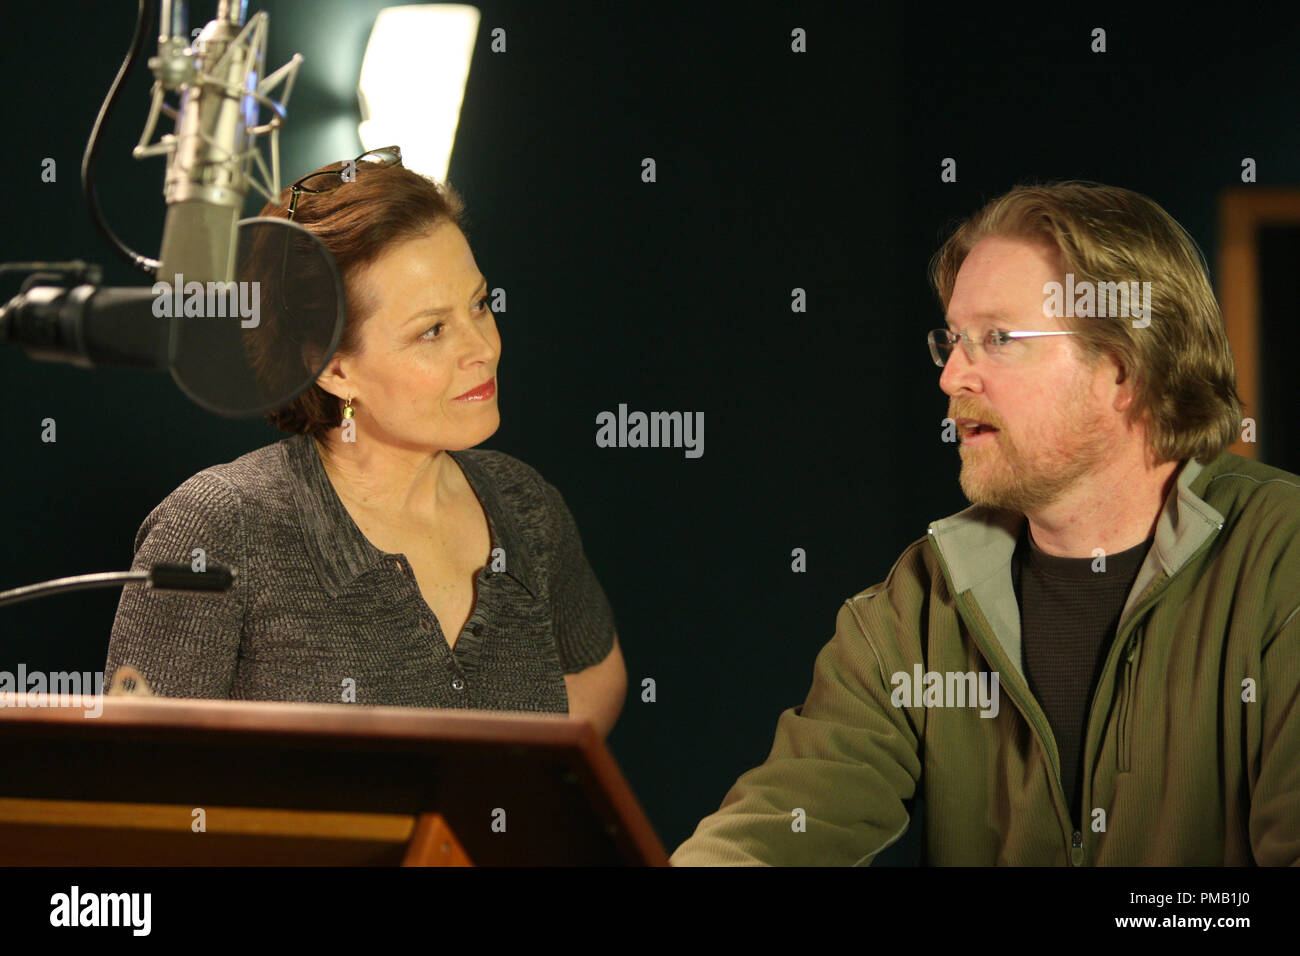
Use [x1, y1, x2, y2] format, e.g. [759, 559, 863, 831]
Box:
[312, 348, 351, 399]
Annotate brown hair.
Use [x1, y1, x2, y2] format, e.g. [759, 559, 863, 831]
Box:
[258, 161, 466, 438]
[929, 181, 1243, 465]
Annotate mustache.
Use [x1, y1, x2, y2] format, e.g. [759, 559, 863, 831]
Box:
[951, 409, 1000, 427]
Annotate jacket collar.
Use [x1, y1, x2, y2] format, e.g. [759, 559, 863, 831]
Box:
[926, 452, 1227, 678]
[281, 433, 539, 599]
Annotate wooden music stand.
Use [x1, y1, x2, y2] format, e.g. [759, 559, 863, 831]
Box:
[0, 694, 667, 866]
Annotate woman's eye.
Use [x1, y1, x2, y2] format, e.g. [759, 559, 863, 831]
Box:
[421, 321, 445, 340]
[474, 296, 490, 314]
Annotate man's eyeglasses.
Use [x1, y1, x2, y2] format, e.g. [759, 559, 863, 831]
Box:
[927, 328, 1079, 368]
[286, 145, 403, 222]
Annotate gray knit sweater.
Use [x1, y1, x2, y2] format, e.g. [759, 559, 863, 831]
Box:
[105, 433, 617, 711]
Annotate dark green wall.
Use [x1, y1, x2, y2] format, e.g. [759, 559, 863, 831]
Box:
[1, 2, 1296, 860]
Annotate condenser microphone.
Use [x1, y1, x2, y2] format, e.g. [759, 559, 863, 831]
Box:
[154, 0, 258, 286]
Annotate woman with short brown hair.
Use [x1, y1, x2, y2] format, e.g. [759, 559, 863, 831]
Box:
[106, 149, 625, 736]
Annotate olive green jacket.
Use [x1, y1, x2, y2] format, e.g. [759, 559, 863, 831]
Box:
[671, 451, 1300, 865]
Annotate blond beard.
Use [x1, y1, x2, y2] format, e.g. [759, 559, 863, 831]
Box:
[957, 399, 1113, 515]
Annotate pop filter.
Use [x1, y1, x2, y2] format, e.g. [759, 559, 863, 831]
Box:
[168, 216, 345, 417]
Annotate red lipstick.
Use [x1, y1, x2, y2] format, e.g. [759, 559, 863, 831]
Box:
[454, 378, 496, 402]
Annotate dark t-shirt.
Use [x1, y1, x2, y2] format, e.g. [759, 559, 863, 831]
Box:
[1013, 521, 1152, 824]
[106, 433, 617, 711]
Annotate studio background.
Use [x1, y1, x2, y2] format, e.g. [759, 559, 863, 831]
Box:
[2, 2, 1297, 862]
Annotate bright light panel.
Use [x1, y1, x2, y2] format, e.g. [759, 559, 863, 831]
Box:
[357, 5, 480, 183]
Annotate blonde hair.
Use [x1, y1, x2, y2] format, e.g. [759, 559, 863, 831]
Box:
[929, 181, 1243, 465]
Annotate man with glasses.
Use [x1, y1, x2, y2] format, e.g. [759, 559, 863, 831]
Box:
[671, 181, 1300, 866]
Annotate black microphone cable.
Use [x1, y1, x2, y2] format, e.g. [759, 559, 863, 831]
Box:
[81, 0, 160, 278]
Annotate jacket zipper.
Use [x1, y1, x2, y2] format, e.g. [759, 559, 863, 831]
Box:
[932, 538, 1165, 866]
[944, 585, 1079, 860]
[927, 519, 1221, 865]
[1116, 631, 1141, 773]
[1081, 519, 1223, 783]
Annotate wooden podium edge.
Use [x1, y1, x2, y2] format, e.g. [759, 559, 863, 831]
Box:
[0, 694, 669, 865]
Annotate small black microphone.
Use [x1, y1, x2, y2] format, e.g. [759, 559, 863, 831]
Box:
[0, 563, 233, 609]
[147, 563, 235, 592]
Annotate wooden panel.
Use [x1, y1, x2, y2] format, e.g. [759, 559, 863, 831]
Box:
[1217, 189, 1300, 460]
[0, 796, 416, 866]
